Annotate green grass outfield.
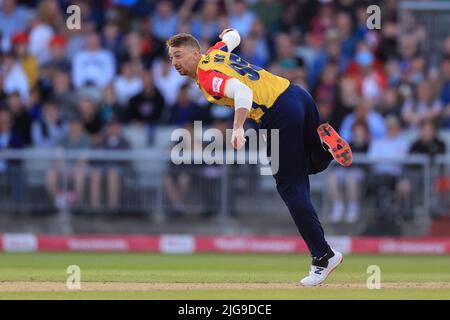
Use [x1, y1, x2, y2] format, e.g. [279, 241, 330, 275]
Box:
[0, 252, 449, 299]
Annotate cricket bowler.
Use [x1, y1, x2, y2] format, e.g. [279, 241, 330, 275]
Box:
[166, 28, 353, 286]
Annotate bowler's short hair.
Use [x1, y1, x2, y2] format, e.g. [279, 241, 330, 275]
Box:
[166, 33, 201, 50]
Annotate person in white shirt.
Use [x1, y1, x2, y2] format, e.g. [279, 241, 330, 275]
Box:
[1, 52, 29, 103]
[113, 60, 143, 106]
[367, 116, 412, 214]
[0, 0, 33, 52]
[72, 32, 116, 89]
[151, 55, 187, 108]
[368, 116, 409, 177]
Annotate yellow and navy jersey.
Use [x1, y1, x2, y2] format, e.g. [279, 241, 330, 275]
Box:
[196, 41, 290, 122]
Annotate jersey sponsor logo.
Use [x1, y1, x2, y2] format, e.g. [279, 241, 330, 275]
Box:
[212, 77, 223, 93]
[202, 54, 210, 64]
[314, 267, 325, 275]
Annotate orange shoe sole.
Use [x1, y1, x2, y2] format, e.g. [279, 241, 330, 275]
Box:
[317, 123, 352, 167]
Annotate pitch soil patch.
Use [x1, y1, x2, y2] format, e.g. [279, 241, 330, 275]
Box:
[1, 282, 450, 292]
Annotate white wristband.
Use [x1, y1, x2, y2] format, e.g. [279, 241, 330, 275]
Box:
[221, 30, 241, 52]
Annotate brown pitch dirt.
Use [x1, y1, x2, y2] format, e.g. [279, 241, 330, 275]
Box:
[1, 282, 450, 292]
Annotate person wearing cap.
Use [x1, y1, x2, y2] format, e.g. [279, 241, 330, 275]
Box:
[0, 0, 33, 52]
[47, 34, 71, 72]
[11, 31, 38, 89]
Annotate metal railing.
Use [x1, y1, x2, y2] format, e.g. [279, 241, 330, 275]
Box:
[435, 154, 450, 218]
[0, 149, 441, 234]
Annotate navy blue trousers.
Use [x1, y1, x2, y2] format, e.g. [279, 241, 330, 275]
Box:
[260, 84, 333, 258]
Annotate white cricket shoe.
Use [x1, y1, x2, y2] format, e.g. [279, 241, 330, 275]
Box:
[300, 248, 343, 287]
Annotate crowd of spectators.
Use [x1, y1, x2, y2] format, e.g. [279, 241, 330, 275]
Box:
[1, 0, 449, 145]
[1, 0, 450, 220]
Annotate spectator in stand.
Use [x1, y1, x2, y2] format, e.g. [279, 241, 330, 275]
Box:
[11, 32, 38, 90]
[440, 55, 450, 128]
[250, 0, 283, 34]
[308, 0, 335, 39]
[379, 86, 402, 120]
[163, 122, 196, 218]
[238, 36, 267, 69]
[312, 62, 339, 125]
[151, 54, 187, 110]
[333, 75, 359, 130]
[26, 86, 43, 120]
[113, 60, 143, 107]
[346, 41, 386, 103]
[0, 108, 25, 205]
[336, 10, 362, 64]
[31, 100, 67, 148]
[0, 108, 24, 152]
[398, 33, 420, 83]
[401, 79, 442, 129]
[443, 35, 450, 57]
[46, 35, 71, 72]
[128, 70, 165, 125]
[119, 31, 161, 71]
[269, 33, 306, 86]
[101, 20, 123, 57]
[378, 19, 399, 63]
[408, 55, 427, 85]
[278, 0, 305, 35]
[28, 0, 64, 65]
[46, 115, 91, 207]
[169, 83, 202, 126]
[1, 51, 29, 103]
[398, 120, 448, 220]
[151, 0, 178, 41]
[227, 0, 256, 38]
[72, 32, 116, 89]
[340, 98, 386, 143]
[100, 84, 122, 123]
[0, 0, 34, 52]
[47, 115, 91, 204]
[385, 58, 402, 87]
[35, 61, 55, 105]
[327, 120, 371, 223]
[190, 0, 221, 41]
[77, 96, 104, 138]
[90, 118, 130, 211]
[51, 70, 78, 121]
[64, 28, 85, 62]
[7, 91, 33, 146]
[308, 28, 344, 89]
[354, 2, 375, 43]
[410, 120, 446, 159]
[247, 19, 270, 68]
[367, 116, 411, 211]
